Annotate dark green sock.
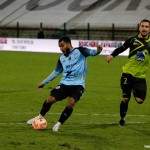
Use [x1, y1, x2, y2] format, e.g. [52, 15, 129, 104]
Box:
[120, 101, 128, 118]
[58, 106, 73, 124]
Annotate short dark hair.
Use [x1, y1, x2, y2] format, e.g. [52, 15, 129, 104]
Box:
[59, 36, 71, 43]
[140, 19, 150, 26]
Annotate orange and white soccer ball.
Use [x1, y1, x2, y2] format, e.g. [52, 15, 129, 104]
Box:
[32, 117, 47, 130]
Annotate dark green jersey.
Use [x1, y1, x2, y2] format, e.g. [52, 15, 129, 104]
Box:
[111, 34, 150, 78]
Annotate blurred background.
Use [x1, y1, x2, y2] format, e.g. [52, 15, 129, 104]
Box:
[0, 0, 149, 40]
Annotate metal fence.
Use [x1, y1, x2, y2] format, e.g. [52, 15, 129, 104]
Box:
[0, 22, 139, 41]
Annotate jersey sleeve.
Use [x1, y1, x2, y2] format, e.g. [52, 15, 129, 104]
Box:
[111, 37, 134, 57]
[77, 46, 100, 57]
[41, 59, 63, 85]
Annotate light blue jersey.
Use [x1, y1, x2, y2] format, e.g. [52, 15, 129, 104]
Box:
[41, 47, 100, 88]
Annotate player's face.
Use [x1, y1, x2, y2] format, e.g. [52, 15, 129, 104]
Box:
[139, 21, 150, 37]
[58, 41, 70, 54]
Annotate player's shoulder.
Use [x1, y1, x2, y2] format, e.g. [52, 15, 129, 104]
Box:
[72, 47, 88, 55]
[126, 36, 136, 41]
[74, 46, 86, 51]
[124, 35, 137, 45]
[74, 46, 90, 54]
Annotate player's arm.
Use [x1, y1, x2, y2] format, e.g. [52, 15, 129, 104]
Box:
[105, 46, 126, 63]
[78, 45, 103, 57]
[106, 37, 133, 63]
[38, 59, 63, 89]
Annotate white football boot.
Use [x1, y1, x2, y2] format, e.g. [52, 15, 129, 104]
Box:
[52, 122, 61, 132]
[27, 115, 43, 125]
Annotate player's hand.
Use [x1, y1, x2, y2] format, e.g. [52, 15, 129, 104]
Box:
[106, 55, 113, 63]
[97, 45, 103, 52]
[38, 83, 45, 89]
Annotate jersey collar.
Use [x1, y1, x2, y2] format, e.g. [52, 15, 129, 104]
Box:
[138, 33, 149, 41]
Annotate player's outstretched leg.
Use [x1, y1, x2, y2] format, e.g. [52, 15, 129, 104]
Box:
[27, 100, 53, 125]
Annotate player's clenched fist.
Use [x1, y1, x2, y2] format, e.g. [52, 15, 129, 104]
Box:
[106, 55, 113, 63]
[97, 45, 103, 52]
[38, 83, 45, 89]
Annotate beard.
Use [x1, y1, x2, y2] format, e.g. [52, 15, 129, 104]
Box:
[64, 48, 70, 56]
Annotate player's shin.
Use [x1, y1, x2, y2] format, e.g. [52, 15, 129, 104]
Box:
[58, 106, 73, 124]
[40, 100, 53, 116]
[120, 100, 128, 119]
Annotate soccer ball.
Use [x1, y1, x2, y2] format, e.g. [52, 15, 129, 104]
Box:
[32, 117, 47, 130]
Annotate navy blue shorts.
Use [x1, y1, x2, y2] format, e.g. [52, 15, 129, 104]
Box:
[50, 84, 84, 101]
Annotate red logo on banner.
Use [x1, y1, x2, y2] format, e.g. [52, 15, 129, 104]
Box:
[0, 38, 7, 44]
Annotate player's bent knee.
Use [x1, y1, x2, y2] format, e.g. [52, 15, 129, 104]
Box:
[46, 96, 56, 103]
[135, 97, 144, 104]
[67, 98, 76, 108]
[68, 101, 75, 108]
[122, 98, 130, 104]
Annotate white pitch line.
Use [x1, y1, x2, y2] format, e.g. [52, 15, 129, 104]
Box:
[0, 121, 148, 125]
[0, 122, 23, 125]
[0, 112, 149, 117]
[78, 122, 149, 125]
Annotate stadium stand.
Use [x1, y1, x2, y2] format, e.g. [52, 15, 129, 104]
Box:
[0, 0, 149, 40]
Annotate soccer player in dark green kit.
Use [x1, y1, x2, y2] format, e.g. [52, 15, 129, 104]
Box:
[106, 19, 150, 125]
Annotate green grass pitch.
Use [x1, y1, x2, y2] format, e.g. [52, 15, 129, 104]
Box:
[0, 51, 150, 150]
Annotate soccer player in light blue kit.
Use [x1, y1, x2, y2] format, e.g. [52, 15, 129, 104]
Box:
[27, 36, 103, 131]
